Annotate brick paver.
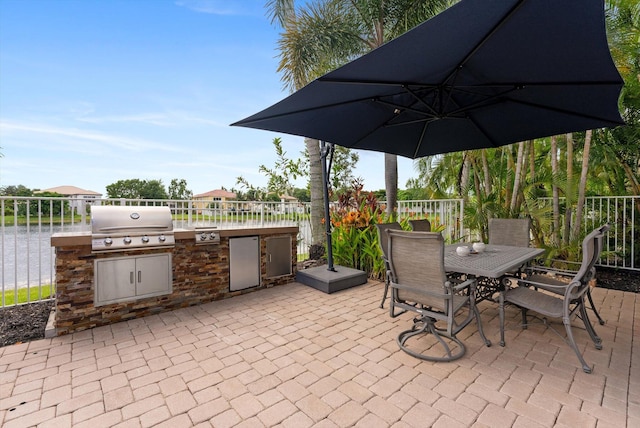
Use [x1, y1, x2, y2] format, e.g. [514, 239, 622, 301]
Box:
[0, 281, 636, 427]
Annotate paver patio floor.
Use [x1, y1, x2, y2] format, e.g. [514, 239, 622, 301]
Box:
[1, 280, 638, 427]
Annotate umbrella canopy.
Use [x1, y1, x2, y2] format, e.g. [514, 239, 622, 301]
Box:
[232, 0, 624, 159]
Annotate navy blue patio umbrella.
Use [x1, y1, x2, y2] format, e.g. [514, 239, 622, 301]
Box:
[232, 0, 624, 271]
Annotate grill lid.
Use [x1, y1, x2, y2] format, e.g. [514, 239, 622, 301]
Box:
[91, 206, 174, 252]
[91, 206, 173, 235]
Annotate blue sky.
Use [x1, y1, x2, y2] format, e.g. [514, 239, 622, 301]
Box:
[0, 0, 414, 196]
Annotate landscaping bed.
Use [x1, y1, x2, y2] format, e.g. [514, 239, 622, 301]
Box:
[0, 300, 53, 347]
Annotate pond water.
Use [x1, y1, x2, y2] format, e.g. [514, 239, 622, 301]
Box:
[1, 224, 86, 290]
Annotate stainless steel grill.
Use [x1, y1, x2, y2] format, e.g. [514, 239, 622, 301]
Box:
[91, 206, 175, 252]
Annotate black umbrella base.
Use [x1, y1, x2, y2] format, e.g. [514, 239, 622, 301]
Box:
[296, 265, 367, 294]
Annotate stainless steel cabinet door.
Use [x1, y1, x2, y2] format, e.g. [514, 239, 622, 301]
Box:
[95, 253, 172, 305]
[135, 253, 172, 296]
[95, 258, 137, 304]
[266, 236, 292, 278]
[229, 236, 260, 291]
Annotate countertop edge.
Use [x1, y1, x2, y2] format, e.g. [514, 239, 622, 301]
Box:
[51, 226, 299, 247]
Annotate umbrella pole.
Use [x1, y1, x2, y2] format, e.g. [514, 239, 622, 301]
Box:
[320, 141, 336, 272]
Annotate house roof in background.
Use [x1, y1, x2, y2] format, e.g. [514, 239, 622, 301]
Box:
[36, 185, 102, 196]
[193, 189, 237, 199]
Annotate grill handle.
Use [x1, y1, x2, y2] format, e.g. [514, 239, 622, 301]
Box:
[130, 272, 134, 284]
[94, 225, 172, 232]
[138, 271, 142, 283]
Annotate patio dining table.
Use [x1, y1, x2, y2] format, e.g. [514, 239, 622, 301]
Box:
[445, 244, 546, 302]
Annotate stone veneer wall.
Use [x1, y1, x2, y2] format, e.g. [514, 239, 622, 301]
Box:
[54, 231, 297, 335]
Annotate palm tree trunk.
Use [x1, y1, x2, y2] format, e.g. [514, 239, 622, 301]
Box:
[459, 152, 471, 200]
[573, 130, 592, 239]
[564, 133, 574, 245]
[482, 149, 491, 196]
[529, 139, 535, 182]
[551, 135, 560, 246]
[472, 158, 487, 241]
[510, 142, 525, 214]
[306, 137, 325, 244]
[384, 153, 398, 217]
[504, 146, 515, 212]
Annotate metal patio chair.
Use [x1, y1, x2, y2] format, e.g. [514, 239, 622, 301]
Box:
[488, 218, 532, 278]
[375, 222, 403, 308]
[499, 227, 604, 373]
[527, 223, 610, 326]
[387, 230, 491, 362]
[408, 218, 431, 232]
[488, 218, 531, 247]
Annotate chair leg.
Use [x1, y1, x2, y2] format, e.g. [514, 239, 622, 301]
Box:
[396, 317, 466, 362]
[499, 292, 506, 347]
[586, 287, 605, 325]
[579, 301, 603, 349]
[471, 300, 491, 347]
[563, 316, 593, 374]
[521, 308, 528, 329]
[380, 278, 390, 308]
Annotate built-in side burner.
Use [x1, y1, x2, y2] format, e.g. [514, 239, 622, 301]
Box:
[194, 227, 220, 245]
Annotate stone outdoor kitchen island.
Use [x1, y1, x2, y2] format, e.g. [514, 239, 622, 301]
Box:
[51, 227, 298, 335]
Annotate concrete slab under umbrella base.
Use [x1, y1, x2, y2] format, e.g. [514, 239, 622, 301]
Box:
[296, 265, 367, 293]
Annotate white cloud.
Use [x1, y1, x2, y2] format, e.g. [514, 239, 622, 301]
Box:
[76, 111, 224, 128]
[76, 113, 174, 127]
[0, 120, 185, 154]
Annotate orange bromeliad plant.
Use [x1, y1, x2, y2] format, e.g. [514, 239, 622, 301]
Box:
[328, 180, 386, 278]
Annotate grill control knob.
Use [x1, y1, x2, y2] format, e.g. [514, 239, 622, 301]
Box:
[141, 235, 150, 243]
[200, 233, 207, 241]
[104, 237, 113, 246]
[123, 236, 132, 245]
[159, 234, 166, 242]
[209, 233, 216, 239]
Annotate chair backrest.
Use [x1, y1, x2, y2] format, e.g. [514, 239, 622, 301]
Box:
[409, 219, 431, 232]
[488, 218, 531, 247]
[568, 227, 604, 299]
[594, 223, 610, 262]
[387, 230, 447, 308]
[582, 223, 610, 282]
[375, 222, 402, 262]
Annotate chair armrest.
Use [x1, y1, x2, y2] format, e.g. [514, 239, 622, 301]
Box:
[548, 258, 581, 267]
[533, 258, 581, 272]
[386, 269, 395, 283]
[526, 265, 576, 277]
[449, 278, 477, 292]
[391, 282, 459, 300]
[508, 275, 571, 294]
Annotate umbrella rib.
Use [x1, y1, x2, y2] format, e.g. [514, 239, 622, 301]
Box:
[374, 98, 440, 119]
[233, 95, 385, 125]
[463, 113, 502, 148]
[386, 117, 442, 127]
[447, 87, 520, 116]
[446, 80, 624, 89]
[403, 85, 441, 117]
[508, 98, 625, 125]
[413, 121, 431, 158]
[442, 0, 528, 86]
[318, 77, 438, 88]
[478, 80, 624, 88]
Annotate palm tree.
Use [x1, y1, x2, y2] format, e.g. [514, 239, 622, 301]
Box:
[605, 0, 640, 206]
[266, 0, 326, 247]
[268, 0, 452, 219]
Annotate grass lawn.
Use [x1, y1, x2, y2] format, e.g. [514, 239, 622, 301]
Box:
[2, 285, 55, 306]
